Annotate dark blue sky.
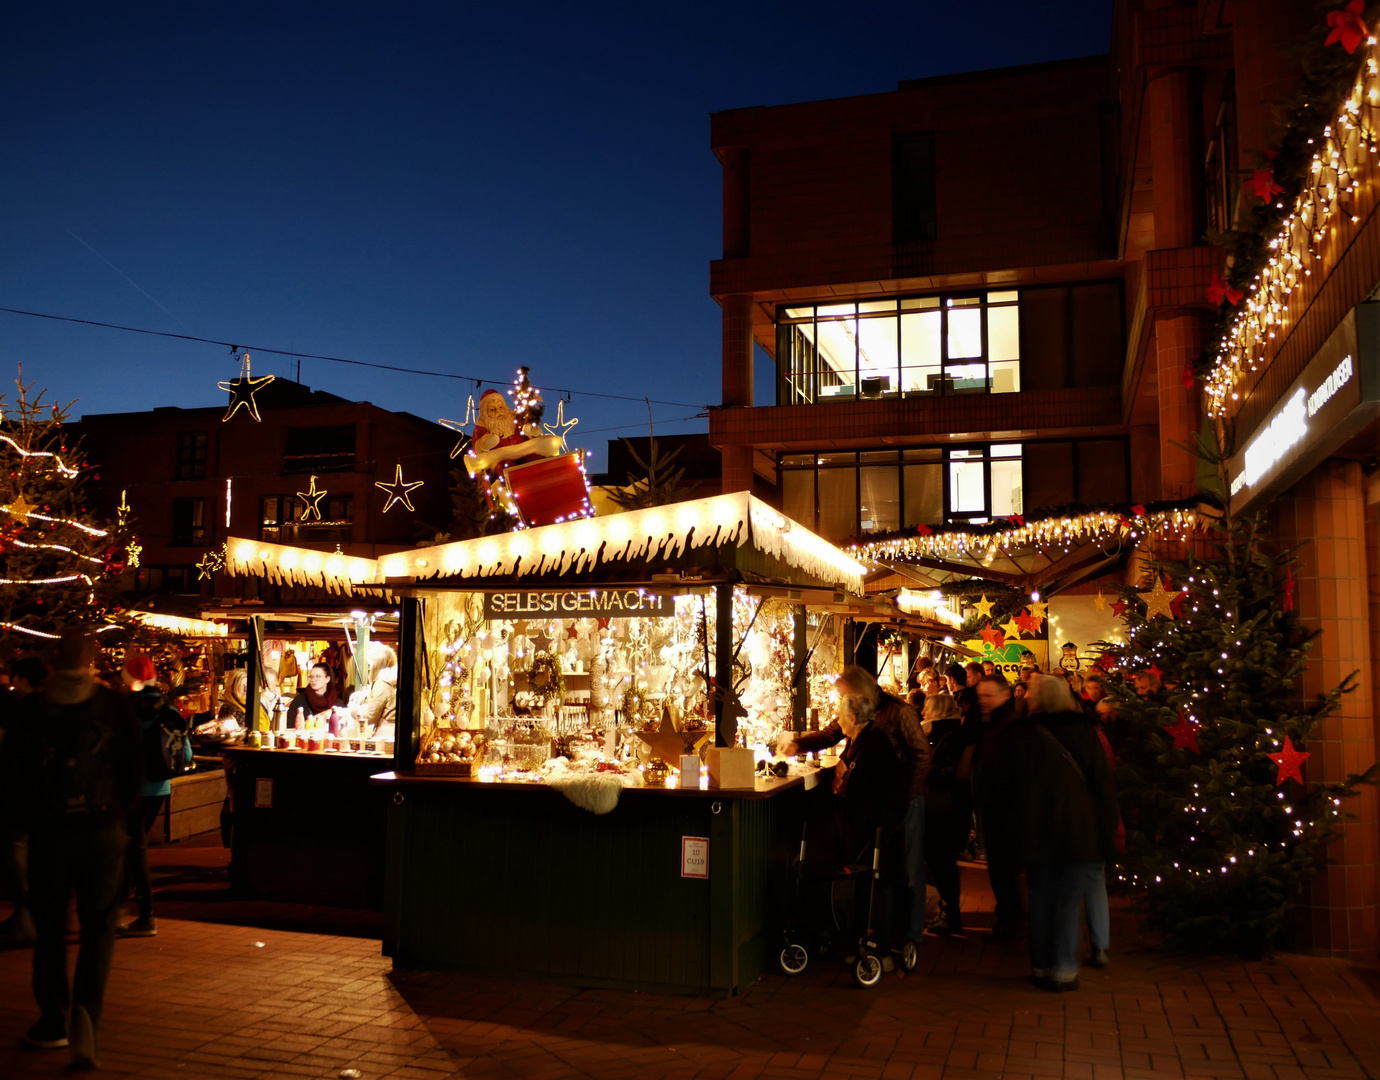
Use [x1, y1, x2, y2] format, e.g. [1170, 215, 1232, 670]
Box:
[1, 1, 1112, 471]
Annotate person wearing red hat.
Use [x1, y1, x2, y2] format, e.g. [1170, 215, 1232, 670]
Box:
[117, 653, 189, 939]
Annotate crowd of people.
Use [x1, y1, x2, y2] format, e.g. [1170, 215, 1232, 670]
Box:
[0, 628, 190, 1071]
[780, 654, 1121, 992]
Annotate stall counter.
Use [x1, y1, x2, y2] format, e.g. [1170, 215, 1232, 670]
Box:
[373, 771, 813, 996]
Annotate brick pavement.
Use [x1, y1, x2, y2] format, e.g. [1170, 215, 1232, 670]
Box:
[0, 845, 1377, 1080]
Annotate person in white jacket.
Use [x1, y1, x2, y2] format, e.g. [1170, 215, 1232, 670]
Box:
[349, 643, 397, 741]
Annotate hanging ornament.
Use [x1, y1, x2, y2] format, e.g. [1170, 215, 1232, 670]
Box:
[126, 537, 142, 568]
[1325, 0, 1368, 53]
[1145, 663, 1164, 681]
[1282, 565, 1296, 613]
[1025, 599, 1048, 620]
[1014, 611, 1042, 635]
[101, 544, 128, 576]
[979, 625, 1005, 650]
[218, 352, 275, 423]
[438, 395, 478, 460]
[971, 594, 995, 620]
[1162, 710, 1200, 754]
[914, 522, 932, 536]
[375, 464, 425, 513]
[1094, 653, 1117, 672]
[1206, 271, 1244, 307]
[1180, 363, 1196, 389]
[1000, 616, 1023, 640]
[542, 398, 579, 445]
[196, 547, 226, 581]
[1093, 590, 1106, 612]
[1248, 168, 1284, 203]
[296, 474, 328, 521]
[1169, 589, 1188, 619]
[1268, 736, 1310, 785]
[1111, 598, 1128, 618]
[116, 489, 132, 530]
[1138, 577, 1177, 619]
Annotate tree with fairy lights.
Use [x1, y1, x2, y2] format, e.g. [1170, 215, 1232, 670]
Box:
[1103, 514, 1376, 955]
[0, 380, 158, 660]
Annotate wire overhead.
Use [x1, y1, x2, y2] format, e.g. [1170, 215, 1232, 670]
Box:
[0, 305, 709, 410]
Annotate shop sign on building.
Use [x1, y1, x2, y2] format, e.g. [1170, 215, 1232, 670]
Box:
[482, 587, 673, 619]
[1227, 306, 1380, 515]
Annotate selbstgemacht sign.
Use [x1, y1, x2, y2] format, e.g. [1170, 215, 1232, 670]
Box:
[1226, 304, 1380, 515]
[482, 587, 673, 620]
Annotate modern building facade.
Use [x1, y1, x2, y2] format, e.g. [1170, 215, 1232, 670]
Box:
[711, 0, 1380, 956]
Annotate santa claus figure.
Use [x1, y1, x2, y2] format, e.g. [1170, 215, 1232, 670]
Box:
[473, 389, 531, 455]
[463, 389, 565, 491]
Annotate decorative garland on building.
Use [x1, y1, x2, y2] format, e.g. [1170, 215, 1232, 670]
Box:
[848, 498, 1207, 566]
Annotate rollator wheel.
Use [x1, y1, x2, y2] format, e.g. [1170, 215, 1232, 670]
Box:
[778, 943, 809, 976]
[853, 953, 883, 988]
[900, 939, 919, 972]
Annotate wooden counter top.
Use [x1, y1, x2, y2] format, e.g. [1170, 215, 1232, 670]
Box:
[368, 769, 808, 800]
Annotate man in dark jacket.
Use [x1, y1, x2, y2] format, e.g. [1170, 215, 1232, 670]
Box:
[0, 655, 46, 947]
[8, 629, 142, 1070]
[970, 675, 1024, 941]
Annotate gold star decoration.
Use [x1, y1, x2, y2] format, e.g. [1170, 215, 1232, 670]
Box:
[1094, 591, 1106, 612]
[971, 594, 995, 620]
[196, 547, 226, 581]
[542, 398, 579, 445]
[1026, 600, 1049, 620]
[439, 395, 478, 460]
[375, 464, 424, 513]
[296, 475, 328, 521]
[5, 493, 35, 519]
[117, 489, 132, 530]
[637, 704, 713, 764]
[1001, 617, 1024, 640]
[1138, 577, 1176, 620]
[126, 538, 142, 568]
[218, 352, 276, 423]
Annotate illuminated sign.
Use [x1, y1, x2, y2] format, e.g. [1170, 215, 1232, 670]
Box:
[1227, 307, 1380, 513]
[482, 588, 673, 619]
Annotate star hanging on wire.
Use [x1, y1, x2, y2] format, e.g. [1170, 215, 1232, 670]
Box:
[126, 538, 142, 569]
[296, 475, 328, 521]
[219, 352, 275, 423]
[196, 547, 226, 581]
[1014, 611, 1043, 635]
[5, 493, 35, 520]
[375, 464, 425, 513]
[542, 398, 579, 446]
[1162, 711, 1200, 754]
[1000, 617, 1024, 640]
[1093, 591, 1106, 612]
[971, 595, 995, 620]
[1111, 598, 1127, 618]
[1138, 577, 1177, 619]
[438, 396, 477, 460]
[1025, 600, 1048, 620]
[1268, 736, 1310, 786]
[979, 626, 1005, 650]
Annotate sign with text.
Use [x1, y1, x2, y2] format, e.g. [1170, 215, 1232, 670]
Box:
[483, 587, 673, 620]
[254, 778, 273, 809]
[681, 836, 709, 879]
[1228, 306, 1380, 514]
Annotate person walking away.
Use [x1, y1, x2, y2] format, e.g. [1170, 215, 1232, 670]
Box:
[0, 656, 47, 947]
[8, 629, 143, 1069]
[1017, 674, 1119, 991]
[119, 654, 191, 938]
[970, 675, 1023, 942]
[777, 666, 929, 940]
[921, 691, 972, 937]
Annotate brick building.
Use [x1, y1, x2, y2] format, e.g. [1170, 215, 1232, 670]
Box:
[710, 1, 1380, 956]
[76, 377, 457, 603]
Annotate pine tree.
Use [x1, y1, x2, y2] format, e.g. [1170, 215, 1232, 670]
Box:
[1103, 516, 1376, 955]
[445, 465, 515, 540]
[607, 438, 698, 511]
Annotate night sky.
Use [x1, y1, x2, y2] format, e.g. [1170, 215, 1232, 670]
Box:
[1, 1, 1112, 471]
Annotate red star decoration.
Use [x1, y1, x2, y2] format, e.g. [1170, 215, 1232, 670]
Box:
[1131, 504, 1146, 517]
[1326, 0, 1369, 53]
[1111, 599, 1128, 618]
[1118, 516, 1133, 530]
[1269, 736, 1310, 785]
[1145, 663, 1164, 681]
[1207, 270, 1244, 307]
[1181, 363, 1196, 389]
[1169, 590, 1188, 619]
[1283, 565, 1296, 613]
[915, 522, 932, 536]
[1095, 653, 1117, 672]
[565, 623, 581, 640]
[596, 618, 611, 631]
[1006, 514, 1025, 527]
[1248, 168, 1284, 203]
[980, 626, 1006, 650]
[1163, 711, 1200, 754]
[1013, 612, 1042, 635]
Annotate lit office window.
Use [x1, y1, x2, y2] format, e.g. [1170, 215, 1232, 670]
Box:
[945, 444, 1023, 524]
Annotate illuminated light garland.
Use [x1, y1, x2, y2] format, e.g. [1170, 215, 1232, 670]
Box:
[0, 434, 79, 478]
[0, 622, 60, 640]
[1, 503, 109, 537]
[848, 502, 1204, 565]
[11, 539, 103, 565]
[0, 573, 93, 586]
[1207, 39, 1380, 416]
[130, 611, 228, 637]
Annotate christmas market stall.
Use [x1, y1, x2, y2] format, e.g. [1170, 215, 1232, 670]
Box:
[224, 491, 867, 994]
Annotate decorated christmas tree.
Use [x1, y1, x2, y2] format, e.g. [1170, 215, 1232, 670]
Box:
[0, 379, 161, 663]
[1103, 516, 1376, 954]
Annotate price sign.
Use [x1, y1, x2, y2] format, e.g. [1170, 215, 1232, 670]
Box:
[254, 778, 273, 809]
[681, 836, 709, 879]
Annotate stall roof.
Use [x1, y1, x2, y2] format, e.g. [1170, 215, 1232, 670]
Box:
[225, 492, 867, 597]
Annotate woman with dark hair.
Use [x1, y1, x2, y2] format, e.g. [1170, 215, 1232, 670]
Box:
[287, 664, 338, 731]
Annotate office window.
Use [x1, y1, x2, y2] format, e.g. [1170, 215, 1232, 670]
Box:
[778, 449, 943, 542]
[1020, 283, 1124, 391]
[175, 431, 208, 480]
[261, 494, 354, 544]
[945, 444, 1022, 524]
[283, 424, 356, 474]
[892, 132, 937, 243]
[777, 289, 1020, 404]
[171, 497, 206, 547]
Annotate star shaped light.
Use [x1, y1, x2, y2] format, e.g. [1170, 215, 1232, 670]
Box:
[1093, 591, 1106, 612]
[117, 489, 132, 530]
[1001, 617, 1024, 640]
[1269, 736, 1310, 785]
[1026, 600, 1048, 620]
[1138, 577, 1176, 619]
[637, 704, 713, 764]
[126, 538, 142, 569]
[196, 548, 226, 581]
[375, 464, 425, 513]
[971, 595, 995, 620]
[1014, 611, 1043, 635]
[542, 398, 579, 446]
[439, 395, 478, 460]
[5, 493, 35, 519]
[979, 626, 1005, 650]
[296, 475, 328, 521]
[218, 353, 275, 423]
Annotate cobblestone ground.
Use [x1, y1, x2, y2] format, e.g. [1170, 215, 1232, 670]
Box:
[0, 839, 1376, 1080]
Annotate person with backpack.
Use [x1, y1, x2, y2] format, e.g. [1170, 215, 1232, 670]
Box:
[7, 628, 143, 1070]
[119, 653, 191, 939]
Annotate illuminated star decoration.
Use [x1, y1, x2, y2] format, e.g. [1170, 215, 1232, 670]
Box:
[1269, 736, 1310, 785]
[196, 547, 226, 581]
[542, 398, 579, 446]
[5, 493, 35, 520]
[1138, 577, 1177, 619]
[375, 464, 425, 513]
[126, 538, 142, 569]
[1001, 617, 1024, 640]
[296, 475, 328, 521]
[438, 395, 477, 460]
[1014, 611, 1043, 635]
[1162, 711, 1200, 754]
[971, 595, 995, 620]
[1025, 600, 1048, 621]
[218, 352, 276, 423]
[1093, 590, 1106, 612]
[979, 626, 1005, 650]
[117, 489, 132, 530]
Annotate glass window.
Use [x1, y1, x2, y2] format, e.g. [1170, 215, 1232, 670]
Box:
[283, 424, 356, 474]
[818, 467, 857, 541]
[858, 300, 896, 313]
[990, 458, 1023, 518]
[987, 303, 1020, 363]
[901, 308, 941, 393]
[782, 470, 815, 530]
[944, 444, 1024, 522]
[1077, 440, 1129, 504]
[175, 432, 208, 481]
[859, 466, 900, 533]
[903, 462, 942, 527]
[171, 497, 206, 547]
[946, 301, 983, 359]
[892, 132, 937, 243]
[857, 315, 899, 395]
[948, 457, 986, 516]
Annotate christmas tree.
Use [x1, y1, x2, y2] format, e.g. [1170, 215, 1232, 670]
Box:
[1103, 516, 1376, 955]
[0, 379, 165, 664]
[606, 437, 698, 511]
